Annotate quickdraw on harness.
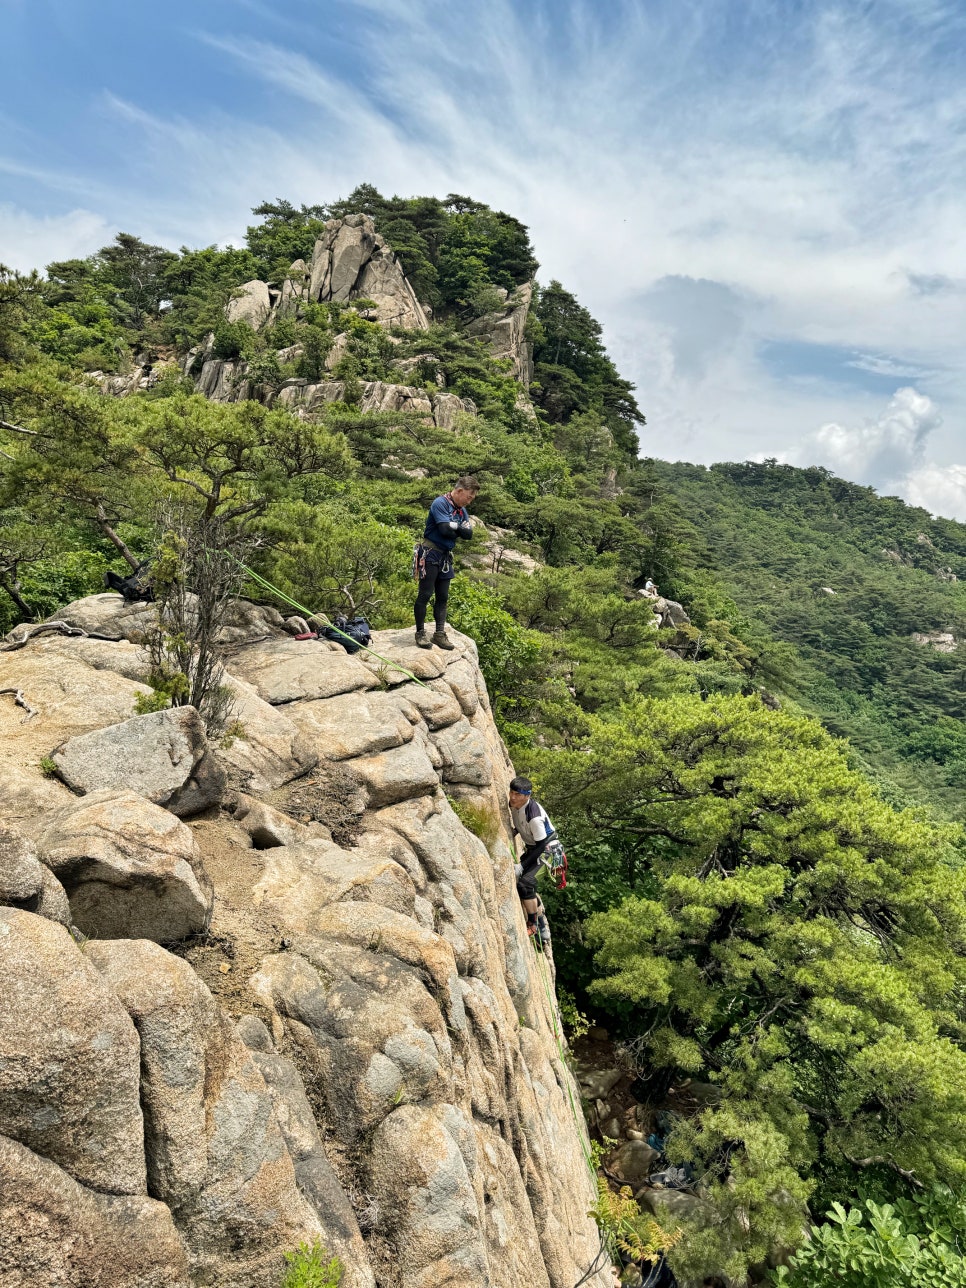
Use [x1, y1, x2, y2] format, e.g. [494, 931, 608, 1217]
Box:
[539, 838, 569, 889]
[411, 545, 426, 581]
[411, 543, 454, 581]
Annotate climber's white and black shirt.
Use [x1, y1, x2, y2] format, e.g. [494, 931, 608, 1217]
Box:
[511, 798, 555, 851]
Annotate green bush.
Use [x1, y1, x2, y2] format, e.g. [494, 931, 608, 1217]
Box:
[448, 796, 501, 848]
[775, 1190, 966, 1287]
[281, 1241, 343, 1288]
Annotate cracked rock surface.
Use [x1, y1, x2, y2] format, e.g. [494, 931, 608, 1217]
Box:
[0, 595, 609, 1288]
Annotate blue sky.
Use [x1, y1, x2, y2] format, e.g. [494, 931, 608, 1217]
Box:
[2, 0, 966, 516]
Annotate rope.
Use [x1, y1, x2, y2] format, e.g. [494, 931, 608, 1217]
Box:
[236, 562, 429, 688]
[573, 1233, 610, 1287]
[519, 858, 612, 1286]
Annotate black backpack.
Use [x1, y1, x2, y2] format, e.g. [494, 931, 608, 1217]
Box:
[322, 615, 371, 655]
[104, 561, 155, 603]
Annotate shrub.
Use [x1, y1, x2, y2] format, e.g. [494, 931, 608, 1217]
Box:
[775, 1190, 966, 1287]
[281, 1242, 343, 1288]
[448, 796, 501, 848]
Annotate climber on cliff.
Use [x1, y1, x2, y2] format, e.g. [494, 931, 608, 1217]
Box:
[413, 475, 479, 650]
[509, 776, 555, 943]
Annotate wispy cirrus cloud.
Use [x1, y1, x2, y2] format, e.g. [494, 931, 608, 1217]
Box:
[1, 0, 965, 512]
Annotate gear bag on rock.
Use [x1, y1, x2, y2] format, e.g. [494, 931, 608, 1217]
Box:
[321, 615, 372, 655]
[104, 561, 155, 603]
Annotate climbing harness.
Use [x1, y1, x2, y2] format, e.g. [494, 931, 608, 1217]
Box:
[236, 562, 429, 688]
[412, 542, 454, 580]
[539, 838, 569, 890]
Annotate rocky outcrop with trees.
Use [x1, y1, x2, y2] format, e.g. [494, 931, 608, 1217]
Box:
[8, 185, 966, 1286]
[0, 594, 610, 1288]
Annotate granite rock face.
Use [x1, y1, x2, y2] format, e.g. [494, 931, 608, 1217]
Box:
[51, 707, 226, 818]
[0, 595, 610, 1288]
[465, 281, 534, 385]
[0, 909, 147, 1196]
[308, 213, 429, 330]
[85, 939, 328, 1286]
[0, 1134, 191, 1288]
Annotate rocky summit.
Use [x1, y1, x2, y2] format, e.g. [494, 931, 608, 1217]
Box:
[0, 594, 610, 1288]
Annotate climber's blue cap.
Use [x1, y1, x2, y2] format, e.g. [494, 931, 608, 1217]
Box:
[509, 777, 532, 795]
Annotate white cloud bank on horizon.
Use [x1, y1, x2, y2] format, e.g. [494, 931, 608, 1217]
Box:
[798, 386, 966, 519]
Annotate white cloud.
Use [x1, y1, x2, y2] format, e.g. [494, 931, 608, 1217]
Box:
[845, 353, 931, 379]
[902, 463, 966, 520]
[797, 386, 966, 520]
[806, 386, 941, 485]
[0, 204, 111, 271]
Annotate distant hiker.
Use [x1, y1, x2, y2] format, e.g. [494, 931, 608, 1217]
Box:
[509, 775, 555, 942]
[642, 577, 658, 598]
[413, 475, 479, 650]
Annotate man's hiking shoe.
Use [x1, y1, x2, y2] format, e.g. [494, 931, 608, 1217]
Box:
[415, 629, 432, 649]
[539, 924, 552, 943]
[432, 630, 456, 651]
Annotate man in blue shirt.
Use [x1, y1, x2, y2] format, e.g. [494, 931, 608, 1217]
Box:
[414, 475, 479, 649]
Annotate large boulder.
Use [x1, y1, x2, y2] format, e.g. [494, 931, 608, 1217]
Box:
[431, 391, 476, 429]
[0, 825, 45, 903]
[44, 592, 157, 641]
[0, 909, 146, 1195]
[86, 939, 324, 1282]
[38, 790, 213, 942]
[351, 737, 440, 808]
[226, 279, 272, 328]
[430, 717, 493, 787]
[359, 380, 433, 417]
[217, 673, 319, 792]
[612, 1139, 661, 1186]
[51, 706, 226, 817]
[0, 1134, 191, 1288]
[0, 826, 72, 927]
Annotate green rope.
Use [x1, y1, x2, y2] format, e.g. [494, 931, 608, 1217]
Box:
[510, 841, 597, 1180]
[533, 939, 597, 1175]
[237, 561, 429, 688]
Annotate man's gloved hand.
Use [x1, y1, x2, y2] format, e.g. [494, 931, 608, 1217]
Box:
[514, 863, 523, 879]
[458, 522, 473, 539]
[447, 519, 460, 531]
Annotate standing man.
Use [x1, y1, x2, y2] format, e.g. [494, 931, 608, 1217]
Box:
[509, 775, 554, 941]
[414, 475, 479, 650]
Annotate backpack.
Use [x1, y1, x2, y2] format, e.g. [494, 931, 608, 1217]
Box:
[104, 561, 155, 603]
[322, 615, 371, 655]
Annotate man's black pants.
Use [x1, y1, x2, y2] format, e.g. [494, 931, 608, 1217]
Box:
[516, 837, 551, 901]
[415, 555, 453, 631]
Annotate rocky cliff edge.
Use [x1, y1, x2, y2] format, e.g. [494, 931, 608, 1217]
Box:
[0, 595, 609, 1288]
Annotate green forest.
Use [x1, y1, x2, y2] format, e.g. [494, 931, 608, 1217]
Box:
[3, 185, 966, 1286]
